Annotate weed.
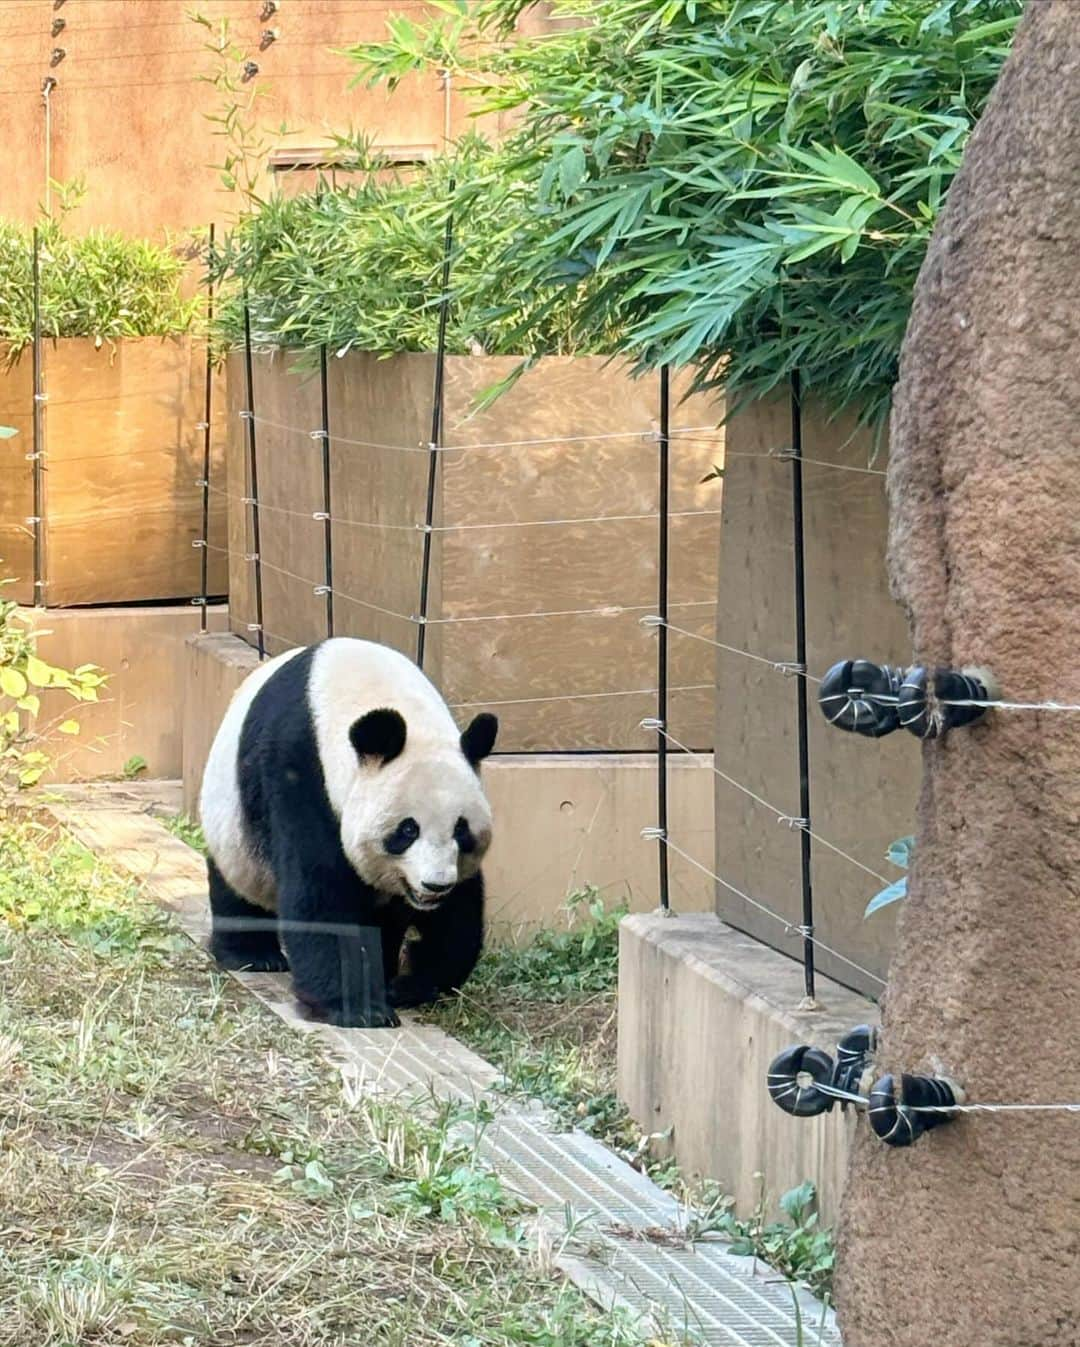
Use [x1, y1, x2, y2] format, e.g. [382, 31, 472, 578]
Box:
[0, 821, 181, 959]
[162, 812, 207, 854]
[433, 893, 837, 1301]
[121, 754, 147, 780]
[473, 887, 625, 1001]
[716, 1180, 835, 1300]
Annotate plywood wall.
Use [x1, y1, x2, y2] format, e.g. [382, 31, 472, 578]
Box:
[712, 393, 918, 995]
[226, 351, 725, 751]
[0, 353, 36, 598]
[0, 337, 227, 607]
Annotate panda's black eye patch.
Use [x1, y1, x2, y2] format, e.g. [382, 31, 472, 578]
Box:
[453, 816, 477, 854]
[384, 817, 420, 855]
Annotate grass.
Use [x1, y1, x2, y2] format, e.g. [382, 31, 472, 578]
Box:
[159, 818, 837, 1303]
[0, 813, 661, 1347]
[423, 890, 638, 1157]
[422, 889, 836, 1302]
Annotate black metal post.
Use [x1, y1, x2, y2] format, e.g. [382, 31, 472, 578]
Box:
[31, 227, 44, 607]
[198, 223, 215, 631]
[790, 371, 815, 1001]
[416, 182, 455, 670]
[319, 343, 334, 638]
[656, 364, 671, 910]
[242, 296, 265, 660]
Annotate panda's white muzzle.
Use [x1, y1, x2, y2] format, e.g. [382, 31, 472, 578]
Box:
[403, 879, 455, 912]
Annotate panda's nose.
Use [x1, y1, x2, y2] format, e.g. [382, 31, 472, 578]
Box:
[421, 879, 455, 896]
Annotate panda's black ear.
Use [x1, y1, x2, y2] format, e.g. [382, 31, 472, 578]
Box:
[349, 709, 407, 767]
[460, 712, 498, 767]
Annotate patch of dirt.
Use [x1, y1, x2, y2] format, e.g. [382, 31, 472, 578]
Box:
[488, 992, 618, 1078]
[22, 1121, 279, 1183]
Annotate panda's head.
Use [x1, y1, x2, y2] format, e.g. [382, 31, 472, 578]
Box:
[339, 708, 498, 911]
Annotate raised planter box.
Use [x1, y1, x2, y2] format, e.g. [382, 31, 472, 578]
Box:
[0, 337, 227, 607]
[225, 350, 725, 752]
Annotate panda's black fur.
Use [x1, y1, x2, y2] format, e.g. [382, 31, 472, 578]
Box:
[201, 640, 497, 1029]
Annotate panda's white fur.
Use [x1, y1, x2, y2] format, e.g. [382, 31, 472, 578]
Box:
[200, 645, 304, 911]
[200, 639, 493, 914]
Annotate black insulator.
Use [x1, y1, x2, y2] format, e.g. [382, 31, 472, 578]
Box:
[898, 667, 993, 739]
[767, 1044, 837, 1117]
[833, 1024, 877, 1099]
[818, 659, 902, 738]
[868, 1072, 962, 1147]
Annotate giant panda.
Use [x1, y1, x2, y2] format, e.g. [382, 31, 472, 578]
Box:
[199, 637, 498, 1028]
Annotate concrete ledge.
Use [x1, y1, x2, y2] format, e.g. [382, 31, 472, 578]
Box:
[27, 604, 227, 782]
[182, 630, 260, 812]
[617, 911, 877, 1224]
[181, 632, 717, 934]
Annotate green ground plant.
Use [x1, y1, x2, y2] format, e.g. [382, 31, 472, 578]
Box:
[163, 812, 207, 853]
[163, 819, 839, 1304]
[426, 890, 837, 1300]
[0, 584, 105, 788]
[712, 1179, 835, 1301]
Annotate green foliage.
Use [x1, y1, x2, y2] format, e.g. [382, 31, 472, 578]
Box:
[0, 585, 106, 788]
[0, 189, 198, 355]
[0, 822, 181, 959]
[213, 139, 613, 359]
[865, 833, 914, 915]
[717, 1180, 835, 1300]
[163, 812, 207, 854]
[470, 887, 626, 1000]
[426, 890, 632, 1145]
[190, 10, 276, 203]
[348, 0, 1022, 424]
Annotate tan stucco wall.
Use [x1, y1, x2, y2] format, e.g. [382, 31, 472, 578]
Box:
[1, 1, 555, 236]
[712, 394, 921, 995]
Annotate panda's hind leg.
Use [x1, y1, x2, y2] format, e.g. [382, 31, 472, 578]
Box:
[207, 858, 289, 973]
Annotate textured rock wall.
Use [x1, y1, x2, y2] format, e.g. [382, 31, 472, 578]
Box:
[836, 5, 1080, 1344]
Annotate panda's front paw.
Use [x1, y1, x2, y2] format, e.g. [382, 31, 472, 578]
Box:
[295, 996, 401, 1030]
[388, 973, 439, 1010]
[347, 1004, 401, 1030]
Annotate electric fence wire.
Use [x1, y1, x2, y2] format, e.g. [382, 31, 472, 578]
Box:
[652, 831, 886, 991]
[651, 723, 893, 888]
[809, 1077, 1080, 1118]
